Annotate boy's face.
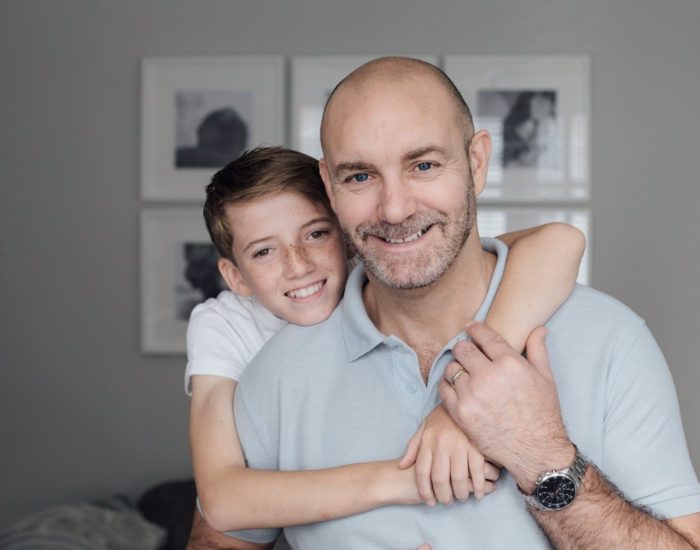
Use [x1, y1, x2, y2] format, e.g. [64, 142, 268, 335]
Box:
[220, 191, 348, 326]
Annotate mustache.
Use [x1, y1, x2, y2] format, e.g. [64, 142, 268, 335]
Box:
[356, 212, 448, 241]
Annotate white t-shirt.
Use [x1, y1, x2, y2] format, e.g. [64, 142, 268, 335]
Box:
[185, 290, 287, 395]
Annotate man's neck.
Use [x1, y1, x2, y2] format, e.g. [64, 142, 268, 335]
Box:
[363, 234, 497, 358]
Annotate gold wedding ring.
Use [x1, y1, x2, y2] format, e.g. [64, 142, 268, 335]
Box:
[448, 367, 466, 388]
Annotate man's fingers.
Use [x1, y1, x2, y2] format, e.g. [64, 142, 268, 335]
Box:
[399, 423, 424, 469]
[452, 339, 490, 375]
[525, 326, 553, 383]
[444, 361, 470, 392]
[483, 480, 497, 495]
[464, 321, 517, 361]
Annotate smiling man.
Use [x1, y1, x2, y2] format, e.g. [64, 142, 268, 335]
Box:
[225, 57, 700, 549]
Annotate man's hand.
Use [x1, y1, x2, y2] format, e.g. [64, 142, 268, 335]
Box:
[398, 404, 500, 505]
[439, 322, 573, 493]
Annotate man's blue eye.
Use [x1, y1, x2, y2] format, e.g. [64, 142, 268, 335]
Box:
[353, 173, 369, 183]
[417, 162, 432, 171]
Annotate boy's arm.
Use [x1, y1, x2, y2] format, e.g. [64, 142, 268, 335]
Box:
[490, 222, 585, 352]
[189, 375, 421, 533]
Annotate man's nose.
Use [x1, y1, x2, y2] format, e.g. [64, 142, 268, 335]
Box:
[377, 175, 418, 224]
[284, 245, 314, 278]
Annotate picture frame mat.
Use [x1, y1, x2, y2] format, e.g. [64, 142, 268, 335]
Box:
[141, 56, 285, 201]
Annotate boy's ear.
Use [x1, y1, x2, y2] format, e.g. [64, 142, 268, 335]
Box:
[218, 257, 253, 297]
[318, 158, 337, 212]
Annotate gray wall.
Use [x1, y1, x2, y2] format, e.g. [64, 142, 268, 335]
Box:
[1, 0, 699, 528]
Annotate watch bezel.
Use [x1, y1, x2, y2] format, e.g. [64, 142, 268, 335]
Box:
[534, 471, 578, 510]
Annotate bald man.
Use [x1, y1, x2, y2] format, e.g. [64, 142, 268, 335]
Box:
[196, 58, 700, 549]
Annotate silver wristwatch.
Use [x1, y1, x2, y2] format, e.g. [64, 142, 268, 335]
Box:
[518, 444, 588, 511]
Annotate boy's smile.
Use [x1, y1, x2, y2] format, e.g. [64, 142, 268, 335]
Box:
[220, 191, 348, 326]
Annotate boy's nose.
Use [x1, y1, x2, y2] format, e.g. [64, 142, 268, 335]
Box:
[284, 245, 314, 278]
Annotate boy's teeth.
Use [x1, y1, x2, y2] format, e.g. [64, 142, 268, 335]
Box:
[287, 281, 323, 299]
[385, 229, 424, 244]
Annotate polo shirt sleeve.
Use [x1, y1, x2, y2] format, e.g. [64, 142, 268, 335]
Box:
[221, 373, 282, 544]
[602, 320, 700, 519]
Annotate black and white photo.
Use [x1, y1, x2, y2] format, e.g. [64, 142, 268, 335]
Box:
[141, 56, 284, 201]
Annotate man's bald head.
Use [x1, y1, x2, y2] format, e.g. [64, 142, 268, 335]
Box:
[320, 57, 474, 154]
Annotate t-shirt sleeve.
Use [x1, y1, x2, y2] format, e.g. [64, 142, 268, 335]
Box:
[184, 303, 251, 395]
[603, 320, 700, 519]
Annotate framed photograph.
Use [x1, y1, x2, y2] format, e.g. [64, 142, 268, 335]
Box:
[479, 206, 591, 285]
[141, 208, 226, 354]
[444, 56, 590, 202]
[141, 56, 285, 201]
[291, 55, 439, 159]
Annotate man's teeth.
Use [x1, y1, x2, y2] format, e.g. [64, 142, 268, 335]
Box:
[384, 229, 425, 244]
[287, 281, 323, 299]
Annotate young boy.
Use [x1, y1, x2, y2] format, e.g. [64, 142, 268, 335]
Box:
[186, 146, 585, 535]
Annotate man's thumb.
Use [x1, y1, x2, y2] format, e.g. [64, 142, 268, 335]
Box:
[525, 326, 553, 382]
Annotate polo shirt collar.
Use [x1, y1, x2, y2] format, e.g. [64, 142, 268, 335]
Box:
[340, 237, 509, 362]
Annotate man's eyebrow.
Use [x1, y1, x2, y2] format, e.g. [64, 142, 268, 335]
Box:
[333, 161, 375, 179]
[403, 145, 450, 161]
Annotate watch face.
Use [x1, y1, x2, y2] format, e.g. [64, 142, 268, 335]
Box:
[536, 474, 577, 510]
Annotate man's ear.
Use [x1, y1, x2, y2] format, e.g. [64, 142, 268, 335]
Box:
[318, 158, 337, 212]
[467, 129, 492, 197]
[218, 257, 253, 297]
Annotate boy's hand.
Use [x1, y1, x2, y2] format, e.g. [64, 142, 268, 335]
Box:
[398, 404, 500, 506]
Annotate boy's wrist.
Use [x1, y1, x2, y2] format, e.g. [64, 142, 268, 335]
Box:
[373, 460, 420, 506]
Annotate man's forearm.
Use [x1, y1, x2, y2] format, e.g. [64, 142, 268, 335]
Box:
[532, 465, 695, 549]
[187, 510, 274, 550]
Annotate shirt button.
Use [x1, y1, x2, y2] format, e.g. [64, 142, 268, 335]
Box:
[407, 383, 418, 394]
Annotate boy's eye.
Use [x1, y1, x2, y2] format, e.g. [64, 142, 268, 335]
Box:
[416, 161, 433, 171]
[309, 229, 329, 240]
[253, 248, 271, 258]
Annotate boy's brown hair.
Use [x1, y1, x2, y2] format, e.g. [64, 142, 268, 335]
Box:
[204, 146, 334, 263]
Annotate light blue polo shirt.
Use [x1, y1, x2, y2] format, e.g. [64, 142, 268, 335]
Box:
[232, 238, 700, 549]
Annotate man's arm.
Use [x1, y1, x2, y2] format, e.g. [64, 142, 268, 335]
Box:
[440, 322, 700, 548]
[533, 461, 700, 548]
[187, 509, 274, 550]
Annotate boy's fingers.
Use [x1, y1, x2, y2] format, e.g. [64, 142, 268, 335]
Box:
[431, 451, 454, 505]
[484, 462, 501, 481]
[468, 452, 486, 500]
[450, 455, 470, 502]
[399, 423, 424, 469]
[416, 446, 436, 506]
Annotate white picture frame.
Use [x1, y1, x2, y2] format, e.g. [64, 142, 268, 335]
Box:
[291, 55, 439, 159]
[444, 56, 590, 203]
[140, 208, 226, 354]
[479, 205, 591, 285]
[141, 56, 285, 201]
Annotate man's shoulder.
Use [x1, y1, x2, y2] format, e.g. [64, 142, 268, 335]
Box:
[549, 284, 647, 350]
[560, 284, 642, 324]
[238, 305, 345, 385]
